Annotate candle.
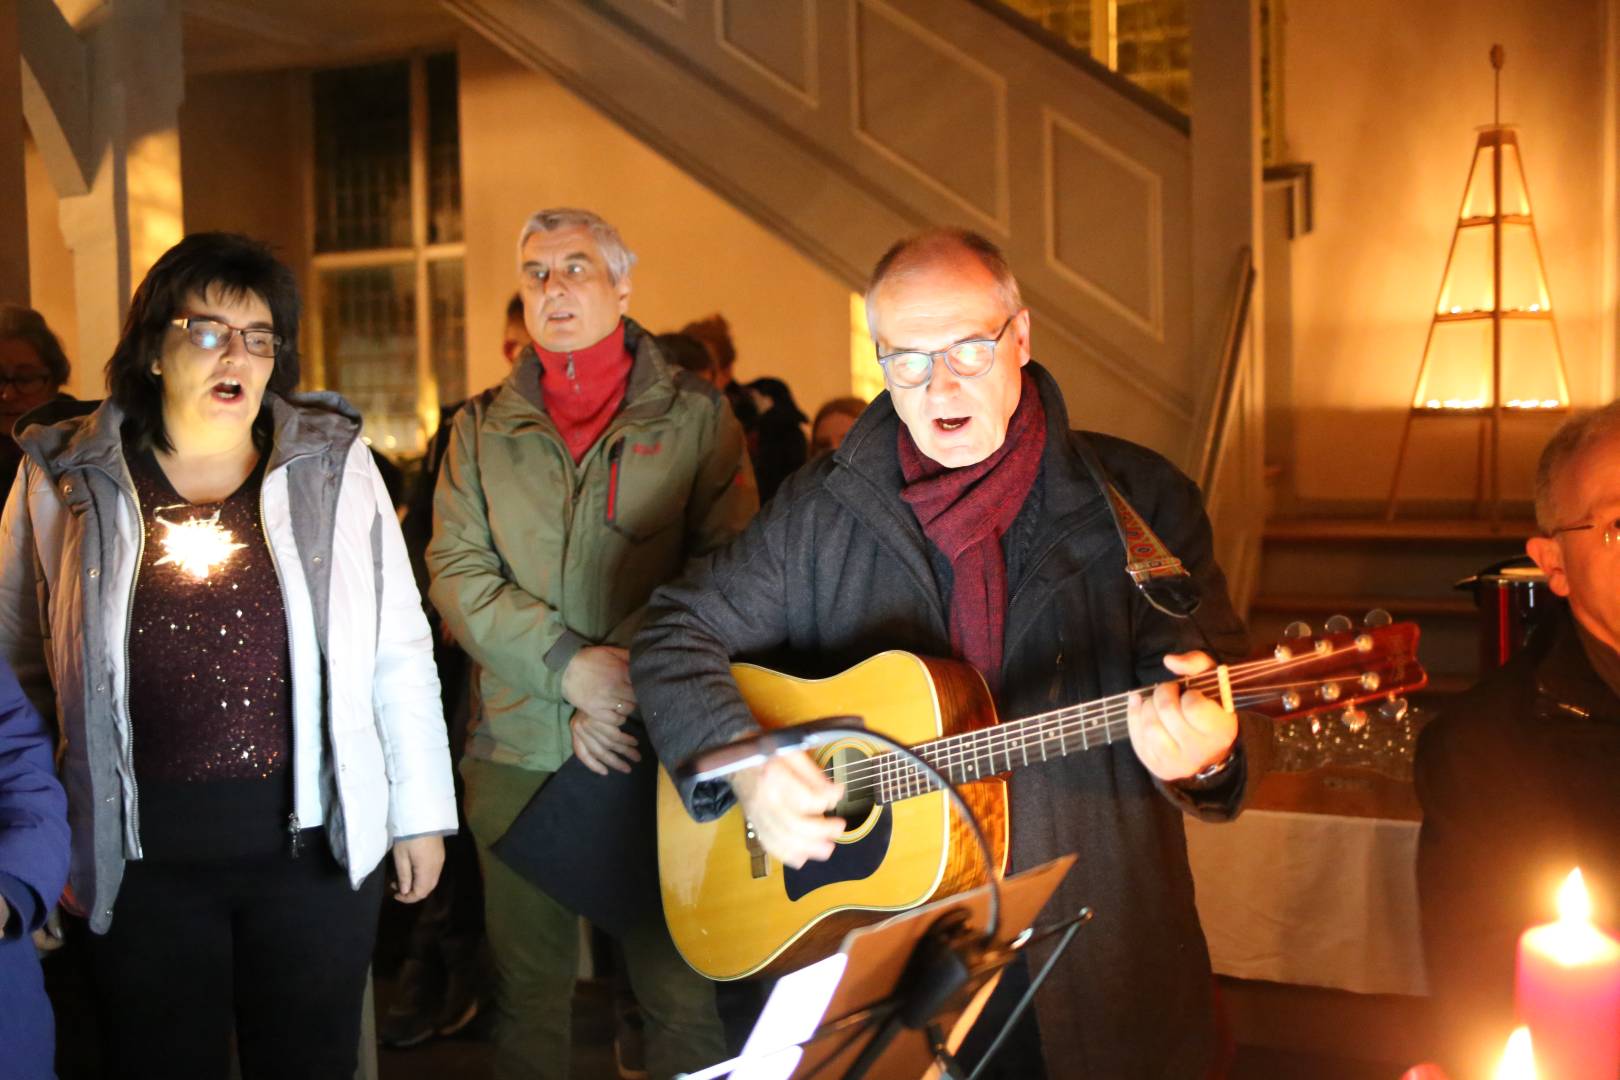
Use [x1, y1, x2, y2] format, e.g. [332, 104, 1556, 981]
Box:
[1515, 869, 1620, 1080]
[1492, 1027, 1536, 1080]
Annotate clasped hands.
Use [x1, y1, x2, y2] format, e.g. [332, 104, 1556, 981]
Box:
[564, 645, 642, 775]
[731, 650, 1239, 869]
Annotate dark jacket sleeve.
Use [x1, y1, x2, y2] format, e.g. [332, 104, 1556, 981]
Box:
[1103, 437, 1269, 820]
[632, 482, 801, 820]
[0, 656, 69, 936]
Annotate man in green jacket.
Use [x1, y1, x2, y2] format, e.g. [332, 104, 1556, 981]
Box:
[427, 207, 754, 1079]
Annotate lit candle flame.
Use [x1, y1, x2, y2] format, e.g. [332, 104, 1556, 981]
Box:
[152, 508, 246, 581]
[1493, 1027, 1537, 1080]
[1557, 868, 1591, 927]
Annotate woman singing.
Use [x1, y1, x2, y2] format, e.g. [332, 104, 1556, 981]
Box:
[0, 232, 456, 1078]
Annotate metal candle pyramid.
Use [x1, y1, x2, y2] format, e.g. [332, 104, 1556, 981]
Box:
[1385, 45, 1570, 522]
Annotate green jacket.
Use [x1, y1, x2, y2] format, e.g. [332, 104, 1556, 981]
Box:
[426, 319, 757, 772]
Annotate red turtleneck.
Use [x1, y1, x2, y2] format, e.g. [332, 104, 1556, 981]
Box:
[536, 321, 633, 464]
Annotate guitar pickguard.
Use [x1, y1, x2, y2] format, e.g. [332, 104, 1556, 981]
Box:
[783, 806, 892, 901]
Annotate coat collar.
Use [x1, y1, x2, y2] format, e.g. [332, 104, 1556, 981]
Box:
[19, 390, 361, 486]
[489, 317, 677, 436]
[822, 361, 1110, 629]
[1536, 610, 1620, 723]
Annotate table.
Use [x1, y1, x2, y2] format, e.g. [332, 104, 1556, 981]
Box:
[1185, 808, 1429, 997]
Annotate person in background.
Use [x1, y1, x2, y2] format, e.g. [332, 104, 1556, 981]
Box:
[0, 305, 78, 504]
[428, 208, 751, 1080]
[1417, 401, 1620, 1079]
[633, 228, 1265, 1079]
[0, 232, 456, 1079]
[809, 396, 866, 458]
[382, 295, 528, 1050]
[656, 332, 719, 386]
[0, 654, 71, 1080]
[741, 376, 808, 503]
[680, 313, 754, 432]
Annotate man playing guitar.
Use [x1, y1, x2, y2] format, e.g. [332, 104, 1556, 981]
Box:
[632, 229, 1271, 1077]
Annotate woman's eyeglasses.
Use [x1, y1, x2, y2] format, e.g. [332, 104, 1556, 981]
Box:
[170, 317, 282, 359]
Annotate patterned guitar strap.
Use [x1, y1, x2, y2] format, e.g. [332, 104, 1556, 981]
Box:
[1071, 433, 1203, 620]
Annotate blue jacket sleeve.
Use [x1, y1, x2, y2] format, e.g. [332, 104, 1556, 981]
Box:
[0, 657, 69, 935]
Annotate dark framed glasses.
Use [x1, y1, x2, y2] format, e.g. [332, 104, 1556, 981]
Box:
[875, 313, 1016, 390]
[170, 317, 283, 359]
[0, 372, 54, 395]
[1550, 516, 1620, 546]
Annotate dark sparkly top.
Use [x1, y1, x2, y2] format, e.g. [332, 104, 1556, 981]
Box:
[125, 446, 293, 861]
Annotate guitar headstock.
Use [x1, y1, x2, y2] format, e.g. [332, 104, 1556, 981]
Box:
[1231, 611, 1427, 730]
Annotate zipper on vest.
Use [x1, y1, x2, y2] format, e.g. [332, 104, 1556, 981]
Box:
[118, 468, 148, 860]
[565, 352, 577, 387]
[260, 476, 303, 859]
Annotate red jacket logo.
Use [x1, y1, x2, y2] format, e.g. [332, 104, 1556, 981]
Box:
[631, 441, 662, 456]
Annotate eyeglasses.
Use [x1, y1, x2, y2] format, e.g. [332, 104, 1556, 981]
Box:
[875, 314, 1016, 390]
[170, 317, 283, 359]
[1550, 516, 1620, 546]
[0, 373, 53, 395]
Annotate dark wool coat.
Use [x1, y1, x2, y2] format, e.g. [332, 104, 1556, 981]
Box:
[0, 655, 71, 1079]
[1416, 608, 1620, 1076]
[633, 363, 1271, 1078]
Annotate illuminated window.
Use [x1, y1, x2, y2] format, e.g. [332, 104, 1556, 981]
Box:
[850, 294, 884, 403]
[308, 53, 464, 457]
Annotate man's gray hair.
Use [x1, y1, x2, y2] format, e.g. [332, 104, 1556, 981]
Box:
[864, 228, 1023, 337]
[516, 208, 637, 284]
[1534, 400, 1620, 533]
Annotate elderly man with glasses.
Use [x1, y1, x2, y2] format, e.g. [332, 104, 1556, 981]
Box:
[632, 228, 1269, 1078]
[1417, 401, 1620, 1080]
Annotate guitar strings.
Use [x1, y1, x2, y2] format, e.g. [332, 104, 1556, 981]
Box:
[829, 687, 1310, 802]
[829, 668, 1373, 792]
[820, 639, 1389, 790]
[818, 648, 1393, 798]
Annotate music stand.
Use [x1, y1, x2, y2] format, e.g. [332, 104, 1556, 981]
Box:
[680, 856, 1076, 1080]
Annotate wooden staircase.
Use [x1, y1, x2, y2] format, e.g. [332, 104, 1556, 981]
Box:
[1249, 516, 1539, 706]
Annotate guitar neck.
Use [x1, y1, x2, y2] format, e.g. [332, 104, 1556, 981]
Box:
[870, 684, 1151, 805]
[840, 624, 1424, 806]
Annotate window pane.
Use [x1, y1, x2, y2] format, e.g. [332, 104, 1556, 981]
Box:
[427, 52, 463, 245]
[321, 265, 424, 455]
[430, 259, 467, 405]
[313, 61, 412, 252]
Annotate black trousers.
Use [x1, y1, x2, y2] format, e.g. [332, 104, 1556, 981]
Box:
[86, 834, 384, 1080]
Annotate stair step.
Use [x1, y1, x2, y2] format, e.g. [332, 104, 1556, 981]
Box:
[1265, 517, 1537, 543]
[1249, 594, 1477, 618]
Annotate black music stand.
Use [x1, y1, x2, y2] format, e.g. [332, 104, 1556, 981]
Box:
[678, 856, 1078, 1080]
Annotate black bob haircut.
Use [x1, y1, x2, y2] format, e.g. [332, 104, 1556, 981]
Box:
[107, 232, 302, 453]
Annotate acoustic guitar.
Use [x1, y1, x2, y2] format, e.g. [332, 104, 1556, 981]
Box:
[657, 618, 1427, 980]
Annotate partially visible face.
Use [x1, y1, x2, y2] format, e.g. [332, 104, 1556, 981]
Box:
[0, 338, 58, 436]
[519, 225, 631, 353]
[811, 411, 857, 457]
[868, 256, 1029, 469]
[501, 313, 528, 364]
[1527, 430, 1620, 653]
[157, 285, 277, 446]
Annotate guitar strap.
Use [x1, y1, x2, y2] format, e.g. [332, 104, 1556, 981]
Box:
[1070, 432, 1202, 620]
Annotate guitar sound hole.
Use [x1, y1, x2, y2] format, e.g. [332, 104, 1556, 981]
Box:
[824, 745, 877, 829]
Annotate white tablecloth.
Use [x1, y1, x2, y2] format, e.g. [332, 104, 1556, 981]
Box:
[1185, 809, 1429, 996]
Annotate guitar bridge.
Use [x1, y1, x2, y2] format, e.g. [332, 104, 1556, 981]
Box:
[743, 818, 769, 879]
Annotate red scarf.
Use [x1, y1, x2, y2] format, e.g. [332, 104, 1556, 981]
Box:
[537, 321, 633, 463]
[899, 372, 1046, 693]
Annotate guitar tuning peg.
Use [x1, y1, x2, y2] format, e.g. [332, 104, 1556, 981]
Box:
[1324, 614, 1353, 634]
[1341, 706, 1368, 734]
[1363, 608, 1393, 627]
[1283, 620, 1312, 640]
[1377, 696, 1409, 722]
